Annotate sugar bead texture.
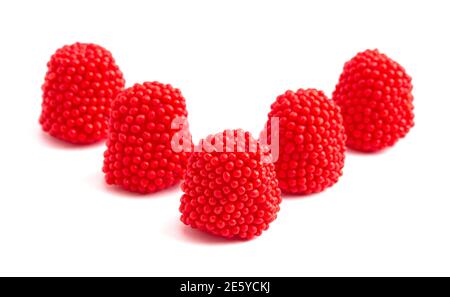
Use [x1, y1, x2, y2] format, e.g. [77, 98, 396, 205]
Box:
[103, 82, 192, 194]
[39, 43, 125, 144]
[332, 49, 414, 152]
[180, 130, 282, 240]
[264, 89, 346, 195]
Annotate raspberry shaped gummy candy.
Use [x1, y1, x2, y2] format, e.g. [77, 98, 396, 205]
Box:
[179, 130, 282, 240]
[332, 49, 414, 152]
[103, 82, 192, 194]
[39, 42, 125, 144]
[264, 89, 346, 195]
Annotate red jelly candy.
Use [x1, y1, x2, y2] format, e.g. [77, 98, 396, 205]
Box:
[39, 43, 125, 144]
[332, 49, 414, 152]
[264, 89, 346, 195]
[103, 82, 192, 194]
[179, 129, 282, 240]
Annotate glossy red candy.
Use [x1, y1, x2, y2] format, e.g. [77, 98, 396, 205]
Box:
[264, 89, 346, 195]
[103, 82, 192, 194]
[179, 130, 282, 240]
[40, 42, 125, 144]
[333, 49, 414, 152]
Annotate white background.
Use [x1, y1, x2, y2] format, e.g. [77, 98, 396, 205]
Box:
[0, 0, 449, 276]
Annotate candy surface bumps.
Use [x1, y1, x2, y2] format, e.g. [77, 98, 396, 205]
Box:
[332, 49, 414, 152]
[265, 89, 346, 195]
[40, 43, 125, 144]
[179, 130, 282, 240]
[103, 82, 192, 194]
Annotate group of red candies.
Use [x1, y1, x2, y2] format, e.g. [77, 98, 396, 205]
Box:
[40, 43, 414, 240]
